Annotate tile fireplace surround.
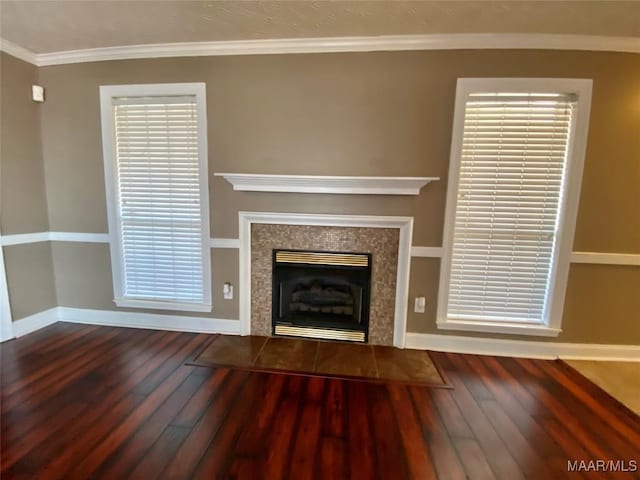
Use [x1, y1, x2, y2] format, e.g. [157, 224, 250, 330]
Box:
[250, 224, 399, 345]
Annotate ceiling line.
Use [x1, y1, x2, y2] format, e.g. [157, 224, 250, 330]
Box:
[1, 33, 639, 67]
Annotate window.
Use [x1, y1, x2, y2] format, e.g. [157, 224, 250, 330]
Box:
[100, 83, 211, 312]
[438, 78, 592, 336]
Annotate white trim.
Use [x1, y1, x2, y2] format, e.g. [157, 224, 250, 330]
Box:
[435, 319, 561, 337]
[210, 238, 241, 249]
[1, 231, 638, 268]
[215, 173, 438, 196]
[0, 231, 109, 245]
[12, 308, 59, 338]
[58, 307, 240, 335]
[238, 212, 413, 347]
[405, 332, 640, 361]
[0, 232, 50, 246]
[8, 306, 637, 361]
[0, 227, 14, 342]
[99, 83, 212, 313]
[437, 77, 593, 337]
[0, 38, 38, 64]
[113, 298, 212, 313]
[2, 34, 638, 67]
[571, 251, 640, 266]
[411, 246, 443, 258]
[49, 232, 110, 243]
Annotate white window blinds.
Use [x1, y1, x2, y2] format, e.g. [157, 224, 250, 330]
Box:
[446, 92, 576, 324]
[112, 95, 207, 306]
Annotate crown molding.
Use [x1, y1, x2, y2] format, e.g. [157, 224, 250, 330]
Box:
[0, 38, 38, 65]
[1, 33, 638, 67]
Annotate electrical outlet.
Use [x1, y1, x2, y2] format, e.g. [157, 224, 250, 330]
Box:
[414, 296, 426, 313]
[32, 85, 45, 102]
[223, 282, 233, 300]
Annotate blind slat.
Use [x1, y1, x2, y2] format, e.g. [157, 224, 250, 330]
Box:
[114, 96, 206, 304]
[447, 92, 575, 323]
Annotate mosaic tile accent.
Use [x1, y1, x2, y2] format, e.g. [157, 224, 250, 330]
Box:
[251, 224, 399, 345]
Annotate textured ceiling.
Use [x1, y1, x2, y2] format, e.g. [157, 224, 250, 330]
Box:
[1, 1, 639, 54]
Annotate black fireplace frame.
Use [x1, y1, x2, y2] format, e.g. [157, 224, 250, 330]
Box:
[271, 248, 372, 343]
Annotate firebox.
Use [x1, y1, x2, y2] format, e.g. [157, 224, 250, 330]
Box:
[272, 249, 372, 342]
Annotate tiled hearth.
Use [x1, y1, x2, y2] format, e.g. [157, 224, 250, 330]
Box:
[192, 335, 446, 386]
[250, 224, 399, 345]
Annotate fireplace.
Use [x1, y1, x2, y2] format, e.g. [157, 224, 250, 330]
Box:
[272, 249, 372, 342]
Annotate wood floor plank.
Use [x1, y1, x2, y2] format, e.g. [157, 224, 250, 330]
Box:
[432, 352, 525, 480]
[159, 370, 250, 479]
[127, 425, 191, 480]
[509, 357, 630, 462]
[387, 384, 438, 480]
[2, 327, 129, 411]
[3, 324, 639, 480]
[429, 388, 474, 439]
[1, 329, 169, 465]
[318, 436, 348, 479]
[368, 383, 411, 479]
[169, 367, 229, 428]
[346, 381, 377, 480]
[287, 381, 324, 480]
[256, 376, 306, 479]
[232, 373, 287, 457]
[409, 386, 467, 480]
[322, 378, 346, 438]
[94, 372, 207, 478]
[191, 373, 261, 479]
[1, 324, 99, 382]
[3, 328, 165, 437]
[34, 334, 208, 479]
[541, 418, 608, 480]
[538, 358, 640, 445]
[67, 362, 206, 478]
[478, 398, 555, 479]
[459, 354, 572, 478]
[453, 437, 498, 480]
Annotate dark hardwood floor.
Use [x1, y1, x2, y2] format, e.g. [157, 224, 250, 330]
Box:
[1, 322, 638, 479]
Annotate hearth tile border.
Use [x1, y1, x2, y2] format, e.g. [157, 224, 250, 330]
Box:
[238, 212, 413, 348]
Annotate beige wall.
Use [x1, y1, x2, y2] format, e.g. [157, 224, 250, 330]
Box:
[6, 49, 640, 340]
[1, 53, 49, 234]
[51, 242, 239, 320]
[407, 258, 640, 344]
[38, 50, 640, 248]
[3, 243, 57, 319]
[0, 52, 57, 321]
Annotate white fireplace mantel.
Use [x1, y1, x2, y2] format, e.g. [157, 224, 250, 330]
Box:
[215, 173, 439, 195]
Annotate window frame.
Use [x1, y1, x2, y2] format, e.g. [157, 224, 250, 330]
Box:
[99, 83, 212, 312]
[437, 78, 592, 337]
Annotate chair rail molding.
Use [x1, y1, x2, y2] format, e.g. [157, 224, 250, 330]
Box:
[570, 251, 640, 266]
[2, 232, 638, 267]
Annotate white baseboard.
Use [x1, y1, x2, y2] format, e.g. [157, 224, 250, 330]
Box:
[406, 332, 640, 361]
[9, 307, 639, 361]
[12, 307, 59, 338]
[57, 307, 241, 335]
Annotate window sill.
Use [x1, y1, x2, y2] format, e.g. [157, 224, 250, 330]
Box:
[436, 319, 562, 337]
[114, 298, 212, 313]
